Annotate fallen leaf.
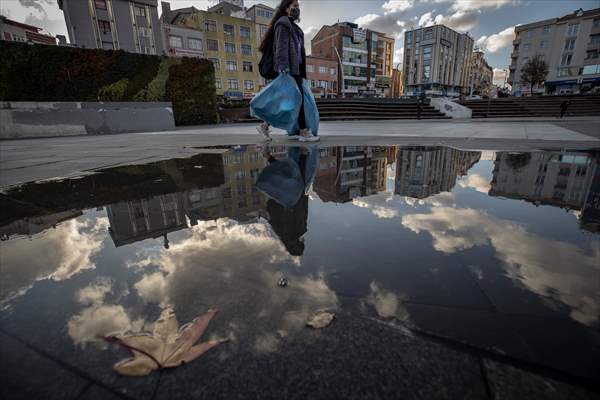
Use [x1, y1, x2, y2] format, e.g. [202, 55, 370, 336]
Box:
[103, 308, 227, 376]
[306, 310, 335, 329]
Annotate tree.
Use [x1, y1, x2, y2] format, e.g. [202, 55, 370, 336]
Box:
[520, 56, 549, 96]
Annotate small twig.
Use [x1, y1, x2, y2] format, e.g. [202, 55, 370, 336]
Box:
[100, 335, 163, 369]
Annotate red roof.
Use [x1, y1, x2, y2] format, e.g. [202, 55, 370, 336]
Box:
[0, 15, 42, 32]
[25, 30, 57, 45]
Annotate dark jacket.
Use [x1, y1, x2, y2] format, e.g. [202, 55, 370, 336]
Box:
[273, 16, 306, 78]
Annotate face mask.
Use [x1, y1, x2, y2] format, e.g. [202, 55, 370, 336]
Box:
[289, 6, 300, 20]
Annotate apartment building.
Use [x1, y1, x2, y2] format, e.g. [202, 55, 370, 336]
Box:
[311, 22, 394, 97]
[508, 8, 600, 95]
[0, 15, 57, 45]
[403, 25, 474, 96]
[245, 3, 275, 47]
[58, 0, 163, 54]
[162, 23, 204, 58]
[306, 56, 338, 98]
[170, 9, 260, 99]
[468, 50, 493, 96]
[391, 68, 404, 97]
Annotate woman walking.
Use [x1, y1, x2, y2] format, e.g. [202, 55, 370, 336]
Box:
[257, 0, 319, 142]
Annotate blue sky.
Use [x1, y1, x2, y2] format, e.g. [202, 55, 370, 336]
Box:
[2, 0, 599, 83]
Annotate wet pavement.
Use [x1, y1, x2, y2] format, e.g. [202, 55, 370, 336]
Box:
[1, 144, 599, 400]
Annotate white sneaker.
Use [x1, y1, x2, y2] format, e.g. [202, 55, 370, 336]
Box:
[299, 129, 320, 142]
[256, 122, 272, 141]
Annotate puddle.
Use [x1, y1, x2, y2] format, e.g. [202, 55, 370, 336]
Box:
[1, 145, 599, 385]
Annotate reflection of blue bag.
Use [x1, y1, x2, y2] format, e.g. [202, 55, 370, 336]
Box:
[256, 159, 304, 208]
[250, 73, 301, 134]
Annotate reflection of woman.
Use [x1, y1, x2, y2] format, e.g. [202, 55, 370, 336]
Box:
[257, 146, 318, 255]
[258, 0, 319, 142]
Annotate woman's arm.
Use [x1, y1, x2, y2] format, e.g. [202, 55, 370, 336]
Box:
[274, 24, 290, 73]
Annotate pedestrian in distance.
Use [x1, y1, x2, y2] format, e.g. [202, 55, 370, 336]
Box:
[257, 0, 319, 142]
[559, 99, 571, 119]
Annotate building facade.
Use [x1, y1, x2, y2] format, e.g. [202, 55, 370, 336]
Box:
[391, 68, 403, 97]
[311, 22, 394, 97]
[58, 0, 164, 54]
[468, 50, 493, 96]
[403, 25, 474, 96]
[508, 8, 600, 95]
[374, 34, 395, 97]
[162, 23, 204, 58]
[0, 15, 57, 45]
[170, 8, 261, 99]
[306, 56, 338, 98]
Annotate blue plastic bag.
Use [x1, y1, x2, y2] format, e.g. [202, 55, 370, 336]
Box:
[302, 79, 320, 135]
[250, 73, 301, 134]
[256, 158, 304, 208]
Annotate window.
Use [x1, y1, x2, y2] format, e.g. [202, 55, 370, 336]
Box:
[223, 24, 234, 36]
[590, 34, 600, 45]
[522, 56, 529, 65]
[169, 35, 183, 48]
[330, 68, 336, 75]
[215, 78, 222, 89]
[244, 80, 254, 90]
[259, 24, 268, 38]
[423, 45, 432, 60]
[539, 40, 548, 49]
[95, 0, 107, 10]
[98, 20, 111, 34]
[241, 44, 251, 55]
[564, 39, 575, 51]
[582, 64, 600, 75]
[138, 27, 150, 37]
[243, 61, 253, 72]
[205, 20, 217, 32]
[542, 25, 550, 35]
[319, 80, 327, 88]
[424, 29, 433, 41]
[306, 65, 314, 73]
[225, 42, 236, 53]
[134, 5, 146, 17]
[594, 18, 600, 28]
[319, 66, 328, 74]
[524, 30, 533, 38]
[560, 53, 572, 66]
[188, 38, 202, 50]
[207, 39, 218, 51]
[240, 26, 251, 38]
[586, 50, 599, 59]
[102, 41, 114, 50]
[523, 43, 531, 51]
[209, 58, 220, 70]
[422, 64, 430, 80]
[228, 79, 239, 90]
[226, 61, 237, 71]
[567, 23, 579, 36]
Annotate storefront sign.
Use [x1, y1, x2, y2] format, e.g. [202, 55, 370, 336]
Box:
[352, 28, 366, 44]
[224, 91, 243, 99]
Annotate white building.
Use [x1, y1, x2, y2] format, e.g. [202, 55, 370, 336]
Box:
[162, 23, 204, 58]
[508, 8, 600, 95]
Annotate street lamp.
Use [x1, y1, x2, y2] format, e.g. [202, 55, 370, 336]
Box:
[332, 46, 345, 98]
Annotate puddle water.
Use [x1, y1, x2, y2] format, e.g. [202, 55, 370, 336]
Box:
[1, 145, 599, 383]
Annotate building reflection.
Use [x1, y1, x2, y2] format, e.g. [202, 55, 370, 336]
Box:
[490, 151, 600, 232]
[3, 146, 598, 247]
[313, 146, 388, 203]
[394, 147, 481, 198]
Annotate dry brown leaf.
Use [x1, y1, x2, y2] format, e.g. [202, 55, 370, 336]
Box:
[103, 308, 227, 376]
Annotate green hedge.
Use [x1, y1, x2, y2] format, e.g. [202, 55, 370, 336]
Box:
[0, 42, 217, 125]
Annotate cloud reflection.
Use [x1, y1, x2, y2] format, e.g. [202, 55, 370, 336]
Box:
[402, 207, 600, 326]
[366, 281, 409, 321]
[131, 218, 338, 352]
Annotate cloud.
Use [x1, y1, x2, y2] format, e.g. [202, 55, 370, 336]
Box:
[0, 217, 108, 306]
[18, 0, 53, 16]
[493, 68, 509, 86]
[458, 173, 490, 194]
[419, 12, 434, 27]
[352, 194, 401, 219]
[76, 277, 113, 306]
[130, 218, 338, 352]
[366, 281, 409, 320]
[447, 0, 513, 12]
[24, 12, 66, 36]
[434, 10, 479, 32]
[1, 8, 11, 17]
[354, 13, 406, 39]
[67, 304, 144, 347]
[476, 25, 516, 53]
[382, 0, 414, 14]
[393, 48, 404, 66]
[402, 207, 600, 326]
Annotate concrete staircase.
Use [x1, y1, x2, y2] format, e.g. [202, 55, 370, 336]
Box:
[460, 95, 600, 118]
[316, 99, 450, 121]
[235, 99, 450, 122]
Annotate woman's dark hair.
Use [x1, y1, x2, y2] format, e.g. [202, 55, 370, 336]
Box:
[258, 0, 296, 53]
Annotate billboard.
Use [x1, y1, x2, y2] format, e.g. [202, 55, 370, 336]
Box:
[352, 28, 366, 44]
